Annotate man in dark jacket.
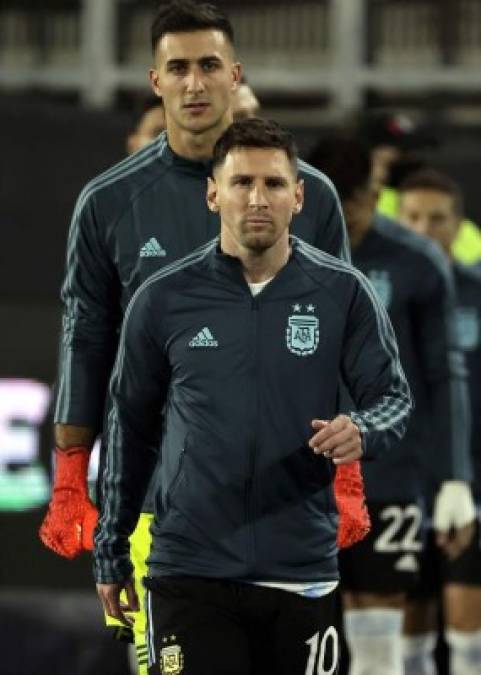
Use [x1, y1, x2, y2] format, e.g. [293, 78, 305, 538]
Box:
[310, 136, 473, 675]
[39, 3, 350, 670]
[95, 118, 411, 675]
[399, 169, 481, 675]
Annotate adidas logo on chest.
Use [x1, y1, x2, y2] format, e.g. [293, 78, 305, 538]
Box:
[189, 327, 218, 348]
[139, 237, 166, 258]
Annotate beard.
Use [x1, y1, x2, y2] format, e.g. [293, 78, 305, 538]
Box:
[240, 222, 283, 254]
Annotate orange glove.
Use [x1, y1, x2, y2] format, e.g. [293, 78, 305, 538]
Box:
[39, 446, 98, 559]
[334, 461, 370, 549]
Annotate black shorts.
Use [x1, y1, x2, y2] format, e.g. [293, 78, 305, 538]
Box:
[407, 526, 440, 599]
[339, 501, 425, 594]
[408, 510, 481, 599]
[442, 511, 481, 586]
[144, 576, 340, 675]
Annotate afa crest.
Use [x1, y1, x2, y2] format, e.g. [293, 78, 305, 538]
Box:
[368, 270, 392, 309]
[159, 637, 184, 675]
[286, 307, 319, 356]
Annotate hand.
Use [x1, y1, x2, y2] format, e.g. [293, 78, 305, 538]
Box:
[334, 461, 371, 548]
[96, 577, 139, 627]
[309, 415, 362, 465]
[39, 447, 98, 559]
[39, 489, 99, 558]
[433, 481, 476, 560]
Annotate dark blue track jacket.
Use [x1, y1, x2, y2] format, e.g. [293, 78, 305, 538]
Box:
[54, 134, 350, 512]
[94, 237, 412, 585]
[352, 215, 471, 501]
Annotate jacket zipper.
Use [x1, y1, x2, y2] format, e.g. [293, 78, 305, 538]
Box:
[246, 296, 259, 568]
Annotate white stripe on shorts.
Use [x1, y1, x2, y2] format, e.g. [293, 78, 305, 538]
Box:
[146, 589, 155, 668]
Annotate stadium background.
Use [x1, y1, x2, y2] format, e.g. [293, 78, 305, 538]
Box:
[1, 1, 481, 673]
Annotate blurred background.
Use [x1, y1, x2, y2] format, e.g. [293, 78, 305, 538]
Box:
[1, 1, 481, 673]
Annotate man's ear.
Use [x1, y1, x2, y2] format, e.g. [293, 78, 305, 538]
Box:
[149, 68, 162, 98]
[293, 179, 304, 214]
[207, 177, 219, 212]
[231, 62, 243, 92]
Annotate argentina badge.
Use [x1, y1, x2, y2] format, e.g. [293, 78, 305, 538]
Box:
[159, 639, 184, 674]
[286, 308, 319, 357]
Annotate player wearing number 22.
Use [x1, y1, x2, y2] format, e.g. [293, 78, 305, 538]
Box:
[310, 137, 473, 675]
[94, 119, 412, 675]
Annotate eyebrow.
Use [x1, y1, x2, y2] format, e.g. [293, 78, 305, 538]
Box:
[166, 55, 223, 67]
[230, 174, 289, 183]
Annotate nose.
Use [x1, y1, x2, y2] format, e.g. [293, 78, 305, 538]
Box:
[413, 217, 429, 236]
[248, 183, 269, 209]
[185, 66, 206, 94]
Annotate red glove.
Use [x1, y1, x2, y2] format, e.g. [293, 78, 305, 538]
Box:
[334, 461, 370, 549]
[39, 446, 98, 559]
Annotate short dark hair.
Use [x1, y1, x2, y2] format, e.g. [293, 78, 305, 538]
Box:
[151, 1, 235, 53]
[307, 135, 372, 201]
[212, 118, 298, 175]
[399, 169, 464, 216]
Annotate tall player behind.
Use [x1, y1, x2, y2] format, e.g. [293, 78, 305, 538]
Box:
[39, 2, 349, 673]
[309, 137, 474, 675]
[399, 169, 481, 675]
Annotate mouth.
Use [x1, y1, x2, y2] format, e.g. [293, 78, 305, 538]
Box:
[183, 102, 210, 114]
[246, 217, 272, 225]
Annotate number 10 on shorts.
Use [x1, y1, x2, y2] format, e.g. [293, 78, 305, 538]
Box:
[305, 626, 339, 675]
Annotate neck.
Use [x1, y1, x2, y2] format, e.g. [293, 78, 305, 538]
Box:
[221, 231, 291, 284]
[167, 115, 233, 161]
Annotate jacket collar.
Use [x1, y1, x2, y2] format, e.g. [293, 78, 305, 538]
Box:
[158, 132, 213, 176]
[207, 236, 302, 294]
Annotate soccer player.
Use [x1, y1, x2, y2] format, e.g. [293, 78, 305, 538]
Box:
[126, 103, 166, 155]
[399, 169, 481, 675]
[94, 117, 412, 675]
[309, 137, 474, 675]
[232, 77, 260, 120]
[358, 111, 481, 265]
[39, 2, 349, 673]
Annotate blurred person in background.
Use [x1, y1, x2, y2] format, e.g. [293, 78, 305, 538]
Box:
[399, 169, 481, 675]
[359, 112, 481, 265]
[357, 112, 432, 216]
[38, 1, 349, 674]
[232, 76, 260, 120]
[309, 136, 474, 675]
[126, 101, 166, 155]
